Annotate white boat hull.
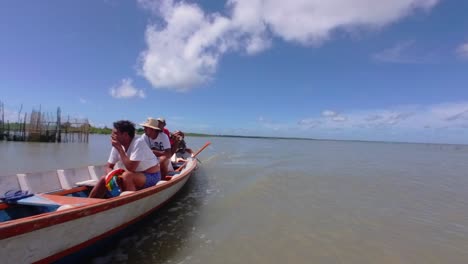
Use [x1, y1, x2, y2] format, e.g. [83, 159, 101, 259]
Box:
[0, 159, 197, 263]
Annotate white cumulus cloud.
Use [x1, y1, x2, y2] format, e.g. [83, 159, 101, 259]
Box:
[322, 110, 338, 117]
[456, 42, 468, 59]
[137, 0, 439, 91]
[430, 102, 468, 123]
[109, 78, 146, 99]
[297, 102, 468, 131]
[322, 110, 347, 122]
[259, 0, 437, 44]
[332, 115, 348, 122]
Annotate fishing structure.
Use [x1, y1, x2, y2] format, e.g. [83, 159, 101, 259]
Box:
[0, 101, 89, 143]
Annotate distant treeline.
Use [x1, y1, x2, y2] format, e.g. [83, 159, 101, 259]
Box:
[89, 126, 113, 134]
[89, 127, 153, 135]
[89, 126, 212, 137]
[88, 126, 311, 140]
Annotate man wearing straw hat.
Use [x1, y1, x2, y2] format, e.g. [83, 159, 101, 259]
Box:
[140, 117, 172, 179]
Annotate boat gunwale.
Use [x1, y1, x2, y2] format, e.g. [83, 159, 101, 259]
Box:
[0, 159, 197, 240]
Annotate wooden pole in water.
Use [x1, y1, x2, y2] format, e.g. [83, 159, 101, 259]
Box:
[6, 121, 10, 140]
[85, 119, 89, 143]
[23, 113, 27, 140]
[57, 107, 61, 143]
[0, 101, 4, 140]
[37, 105, 41, 137]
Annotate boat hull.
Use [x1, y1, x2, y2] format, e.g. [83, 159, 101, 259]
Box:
[0, 159, 197, 264]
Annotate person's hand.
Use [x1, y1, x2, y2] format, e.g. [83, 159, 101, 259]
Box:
[111, 133, 122, 150]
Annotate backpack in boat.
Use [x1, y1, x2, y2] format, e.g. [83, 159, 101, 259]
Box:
[105, 169, 125, 197]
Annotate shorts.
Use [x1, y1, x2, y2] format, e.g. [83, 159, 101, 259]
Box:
[142, 171, 161, 189]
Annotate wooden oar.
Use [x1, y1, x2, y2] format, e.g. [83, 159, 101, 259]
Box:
[175, 141, 211, 172]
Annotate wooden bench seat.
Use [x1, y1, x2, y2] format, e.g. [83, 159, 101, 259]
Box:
[39, 194, 103, 206]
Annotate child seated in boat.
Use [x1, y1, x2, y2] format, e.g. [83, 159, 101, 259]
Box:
[89, 120, 160, 198]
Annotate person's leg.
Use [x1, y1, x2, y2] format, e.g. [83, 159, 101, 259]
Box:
[166, 158, 174, 172]
[89, 176, 107, 198]
[159, 156, 169, 178]
[140, 172, 161, 189]
[120, 171, 147, 191]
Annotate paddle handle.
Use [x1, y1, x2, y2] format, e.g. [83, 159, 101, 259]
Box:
[192, 141, 211, 158]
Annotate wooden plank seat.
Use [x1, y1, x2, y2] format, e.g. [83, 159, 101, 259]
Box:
[39, 194, 103, 206]
[12, 194, 103, 208]
[51, 186, 89, 196]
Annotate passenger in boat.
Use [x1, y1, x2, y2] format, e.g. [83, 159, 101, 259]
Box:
[141, 118, 173, 178]
[156, 117, 171, 142]
[156, 117, 184, 155]
[89, 120, 160, 198]
[174, 131, 194, 162]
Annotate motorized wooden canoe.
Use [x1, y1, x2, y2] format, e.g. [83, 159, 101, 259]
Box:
[0, 142, 210, 264]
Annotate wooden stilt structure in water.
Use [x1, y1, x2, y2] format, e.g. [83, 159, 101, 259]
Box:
[0, 102, 89, 143]
[0, 101, 4, 141]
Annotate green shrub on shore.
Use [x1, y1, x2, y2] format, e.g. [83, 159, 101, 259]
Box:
[89, 126, 112, 134]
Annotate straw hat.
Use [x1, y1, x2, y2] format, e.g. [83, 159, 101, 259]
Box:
[140, 118, 162, 131]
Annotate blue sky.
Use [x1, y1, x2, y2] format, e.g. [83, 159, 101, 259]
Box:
[1, 0, 468, 144]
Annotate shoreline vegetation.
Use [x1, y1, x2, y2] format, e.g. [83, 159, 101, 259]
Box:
[90, 126, 310, 141]
[90, 126, 406, 144]
[3, 124, 465, 146]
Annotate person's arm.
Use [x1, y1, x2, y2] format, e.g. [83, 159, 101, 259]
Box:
[112, 136, 140, 172]
[151, 148, 172, 158]
[158, 148, 172, 171]
[107, 140, 120, 173]
[116, 147, 139, 172]
[162, 148, 172, 160]
[151, 148, 167, 157]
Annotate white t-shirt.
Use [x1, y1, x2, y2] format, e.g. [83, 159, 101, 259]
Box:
[141, 133, 174, 171]
[141, 133, 171, 151]
[108, 136, 158, 172]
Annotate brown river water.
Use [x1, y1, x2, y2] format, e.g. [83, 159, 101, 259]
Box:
[1, 135, 468, 263]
